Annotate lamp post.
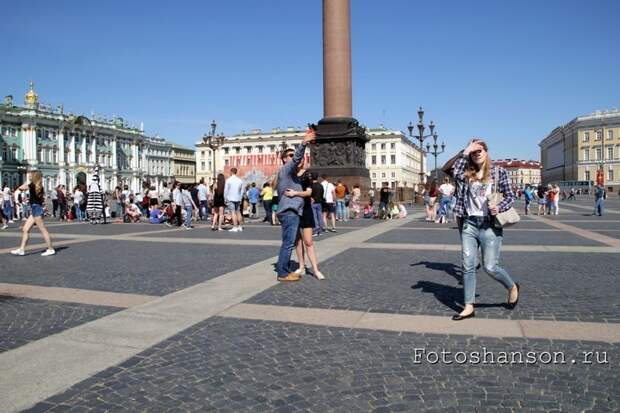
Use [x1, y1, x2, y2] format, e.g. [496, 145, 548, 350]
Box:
[425, 137, 446, 183]
[407, 107, 436, 186]
[202, 120, 225, 185]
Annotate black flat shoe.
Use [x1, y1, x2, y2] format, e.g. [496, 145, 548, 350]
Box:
[506, 282, 520, 310]
[452, 311, 476, 321]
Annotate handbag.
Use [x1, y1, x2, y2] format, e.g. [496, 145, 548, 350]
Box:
[488, 168, 520, 227]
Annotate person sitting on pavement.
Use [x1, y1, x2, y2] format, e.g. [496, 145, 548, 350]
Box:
[125, 201, 142, 223]
[148, 204, 171, 226]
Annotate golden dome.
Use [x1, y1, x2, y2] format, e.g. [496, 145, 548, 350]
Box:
[25, 81, 38, 106]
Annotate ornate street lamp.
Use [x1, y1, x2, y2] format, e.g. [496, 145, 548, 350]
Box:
[201, 120, 225, 184]
[425, 138, 446, 182]
[407, 107, 437, 185]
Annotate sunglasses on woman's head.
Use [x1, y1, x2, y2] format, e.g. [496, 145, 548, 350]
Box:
[470, 150, 484, 156]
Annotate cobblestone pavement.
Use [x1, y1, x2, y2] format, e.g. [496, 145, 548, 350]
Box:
[0, 296, 119, 353]
[0, 239, 279, 296]
[247, 248, 620, 323]
[1, 206, 619, 412]
[30, 317, 619, 413]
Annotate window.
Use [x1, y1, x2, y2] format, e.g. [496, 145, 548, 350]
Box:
[608, 130, 614, 140]
[391, 172, 396, 178]
[583, 132, 590, 142]
[596, 130, 602, 140]
[224, 148, 229, 155]
[201, 161, 206, 169]
[390, 155, 396, 164]
[381, 172, 386, 178]
[390, 143, 395, 150]
[583, 149, 589, 161]
[596, 147, 602, 160]
[258, 146, 263, 153]
[608, 169, 614, 181]
[371, 144, 376, 150]
[381, 155, 386, 164]
[235, 147, 240, 154]
[371, 155, 376, 165]
[380, 143, 386, 150]
[372, 173, 376, 178]
[608, 147, 614, 160]
[585, 170, 590, 181]
[224, 159, 229, 166]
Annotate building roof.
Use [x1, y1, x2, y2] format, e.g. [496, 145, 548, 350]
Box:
[494, 159, 541, 169]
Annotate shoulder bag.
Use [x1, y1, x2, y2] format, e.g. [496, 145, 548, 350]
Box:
[489, 168, 520, 227]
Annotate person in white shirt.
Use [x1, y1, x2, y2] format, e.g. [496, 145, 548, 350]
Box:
[147, 185, 159, 206]
[320, 175, 337, 232]
[196, 178, 210, 221]
[73, 187, 85, 221]
[159, 182, 171, 204]
[437, 177, 456, 223]
[172, 181, 183, 227]
[224, 168, 244, 232]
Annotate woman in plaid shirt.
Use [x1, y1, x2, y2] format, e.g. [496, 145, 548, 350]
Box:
[449, 139, 520, 321]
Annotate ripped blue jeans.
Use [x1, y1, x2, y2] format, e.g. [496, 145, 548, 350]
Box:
[459, 216, 515, 305]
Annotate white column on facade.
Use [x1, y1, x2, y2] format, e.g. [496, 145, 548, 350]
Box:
[58, 130, 65, 166]
[69, 133, 76, 165]
[81, 135, 86, 164]
[22, 125, 37, 163]
[111, 137, 118, 169]
[91, 134, 97, 166]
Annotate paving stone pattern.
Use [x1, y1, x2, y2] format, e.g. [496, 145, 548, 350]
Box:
[32, 317, 619, 412]
[0, 240, 279, 296]
[0, 296, 119, 353]
[365, 228, 605, 246]
[248, 248, 620, 323]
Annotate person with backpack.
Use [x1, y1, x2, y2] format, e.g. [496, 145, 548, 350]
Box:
[594, 184, 606, 216]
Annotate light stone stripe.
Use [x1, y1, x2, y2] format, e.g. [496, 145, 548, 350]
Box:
[0, 212, 423, 413]
[356, 243, 620, 253]
[558, 202, 620, 214]
[0, 283, 157, 308]
[394, 227, 562, 232]
[0, 237, 99, 255]
[528, 215, 620, 248]
[220, 303, 620, 343]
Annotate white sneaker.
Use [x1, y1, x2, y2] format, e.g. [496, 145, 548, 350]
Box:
[315, 271, 326, 280]
[10, 248, 25, 256]
[8, 220, 14, 223]
[1, 224, 7, 230]
[294, 268, 305, 275]
[41, 249, 56, 256]
[238, 226, 243, 232]
[228, 227, 238, 232]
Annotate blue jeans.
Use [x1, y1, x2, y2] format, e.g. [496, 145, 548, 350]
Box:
[184, 206, 193, 227]
[312, 203, 324, 233]
[199, 200, 209, 220]
[459, 216, 515, 305]
[276, 210, 300, 276]
[3, 201, 12, 219]
[438, 196, 452, 218]
[595, 198, 604, 216]
[336, 199, 346, 220]
[75, 205, 84, 221]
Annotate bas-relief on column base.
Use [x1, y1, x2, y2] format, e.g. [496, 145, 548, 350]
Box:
[310, 117, 370, 191]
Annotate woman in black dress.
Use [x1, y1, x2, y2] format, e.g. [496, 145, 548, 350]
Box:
[291, 167, 325, 280]
[211, 173, 226, 231]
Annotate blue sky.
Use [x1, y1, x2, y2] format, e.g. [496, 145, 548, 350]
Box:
[2, 0, 619, 164]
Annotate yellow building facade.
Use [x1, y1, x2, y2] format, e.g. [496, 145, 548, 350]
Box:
[540, 109, 620, 193]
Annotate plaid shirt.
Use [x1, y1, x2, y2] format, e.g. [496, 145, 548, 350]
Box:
[451, 155, 515, 218]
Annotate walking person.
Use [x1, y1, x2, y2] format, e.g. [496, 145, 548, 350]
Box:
[436, 177, 455, 223]
[73, 186, 85, 221]
[224, 168, 244, 232]
[293, 168, 326, 280]
[310, 173, 325, 236]
[275, 128, 316, 282]
[197, 178, 210, 221]
[181, 184, 197, 229]
[173, 181, 183, 227]
[594, 184, 606, 216]
[350, 184, 361, 219]
[551, 184, 560, 215]
[334, 180, 346, 221]
[57, 185, 67, 221]
[321, 175, 336, 232]
[536, 184, 546, 215]
[50, 186, 58, 218]
[247, 183, 260, 219]
[428, 180, 438, 221]
[211, 174, 226, 230]
[10, 171, 55, 256]
[449, 139, 520, 320]
[2, 184, 14, 223]
[260, 182, 273, 224]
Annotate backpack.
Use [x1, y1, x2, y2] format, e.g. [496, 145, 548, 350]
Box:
[524, 190, 534, 201]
